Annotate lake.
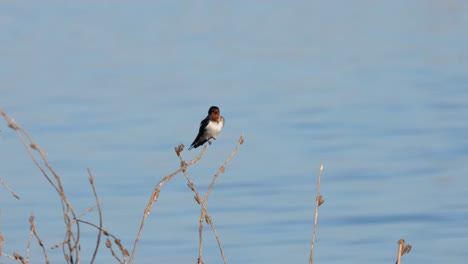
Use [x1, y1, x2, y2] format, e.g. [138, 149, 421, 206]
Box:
[1, 1, 468, 263]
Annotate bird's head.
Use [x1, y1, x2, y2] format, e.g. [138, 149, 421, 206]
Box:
[208, 106, 221, 122]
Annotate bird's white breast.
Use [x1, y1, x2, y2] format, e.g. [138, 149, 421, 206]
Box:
[205, 117, 224, 139]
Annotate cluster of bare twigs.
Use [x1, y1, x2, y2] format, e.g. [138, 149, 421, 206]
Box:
[180, 136, 243, 264]
[129, 136, 244, 264]
[0, 108, 243, 264]
[307, 165, 413, 264]
[1, 109, 82, 263]
[1, 108, 413, 264]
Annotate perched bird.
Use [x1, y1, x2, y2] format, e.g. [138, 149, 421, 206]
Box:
[189, 106, 224, 150]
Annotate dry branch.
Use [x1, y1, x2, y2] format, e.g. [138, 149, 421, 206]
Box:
[176, 137, 243, 264]
[309, 163, 324, 264]
[0, 177, 20, 199]
[28, 215, 50, 264]
[106, 238, 124, 264]
[87, 168, 103, 264]
[396, 239, 412, 264]
[197, 135, 244, 264]
[1, 109, 80, 263]
[0, 232, 3, 256]
[127, 143, 209, 264]
[1, 109, 245, 264]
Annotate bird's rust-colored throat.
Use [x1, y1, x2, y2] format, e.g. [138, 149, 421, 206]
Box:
[210, 110, 221, 122]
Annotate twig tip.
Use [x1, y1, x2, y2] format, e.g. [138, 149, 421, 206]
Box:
[175, 144, 184, 156]
[239, 135, 244, 145]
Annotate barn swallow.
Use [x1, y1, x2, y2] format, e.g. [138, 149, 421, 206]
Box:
[189, 106, 224, 150]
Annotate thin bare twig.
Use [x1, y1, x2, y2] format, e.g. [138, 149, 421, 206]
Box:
[0, 110, 59, 193]
[26, 215, 34, 262]
[87, 168, 103, 264]
[0, 177, 20, 199]
[309, 164, 324, 264]
[75, 219, 114, 238]
[1, 251, 27, 264]
[114, 239, 129, 263]
[28, 215, 50, 264]
[0, 231, 3, 256]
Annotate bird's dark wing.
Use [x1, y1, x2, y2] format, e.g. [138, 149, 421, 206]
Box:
[189, 116, 210, 150]
[199, 116, 210, 130]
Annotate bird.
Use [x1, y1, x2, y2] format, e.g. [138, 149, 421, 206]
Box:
[189, 106, 224, 150]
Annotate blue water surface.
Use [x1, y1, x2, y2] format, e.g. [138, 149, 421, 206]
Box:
[1, 1, 468, 263]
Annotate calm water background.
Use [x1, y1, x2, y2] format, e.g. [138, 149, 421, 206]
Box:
[1, 1, 468, 263]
